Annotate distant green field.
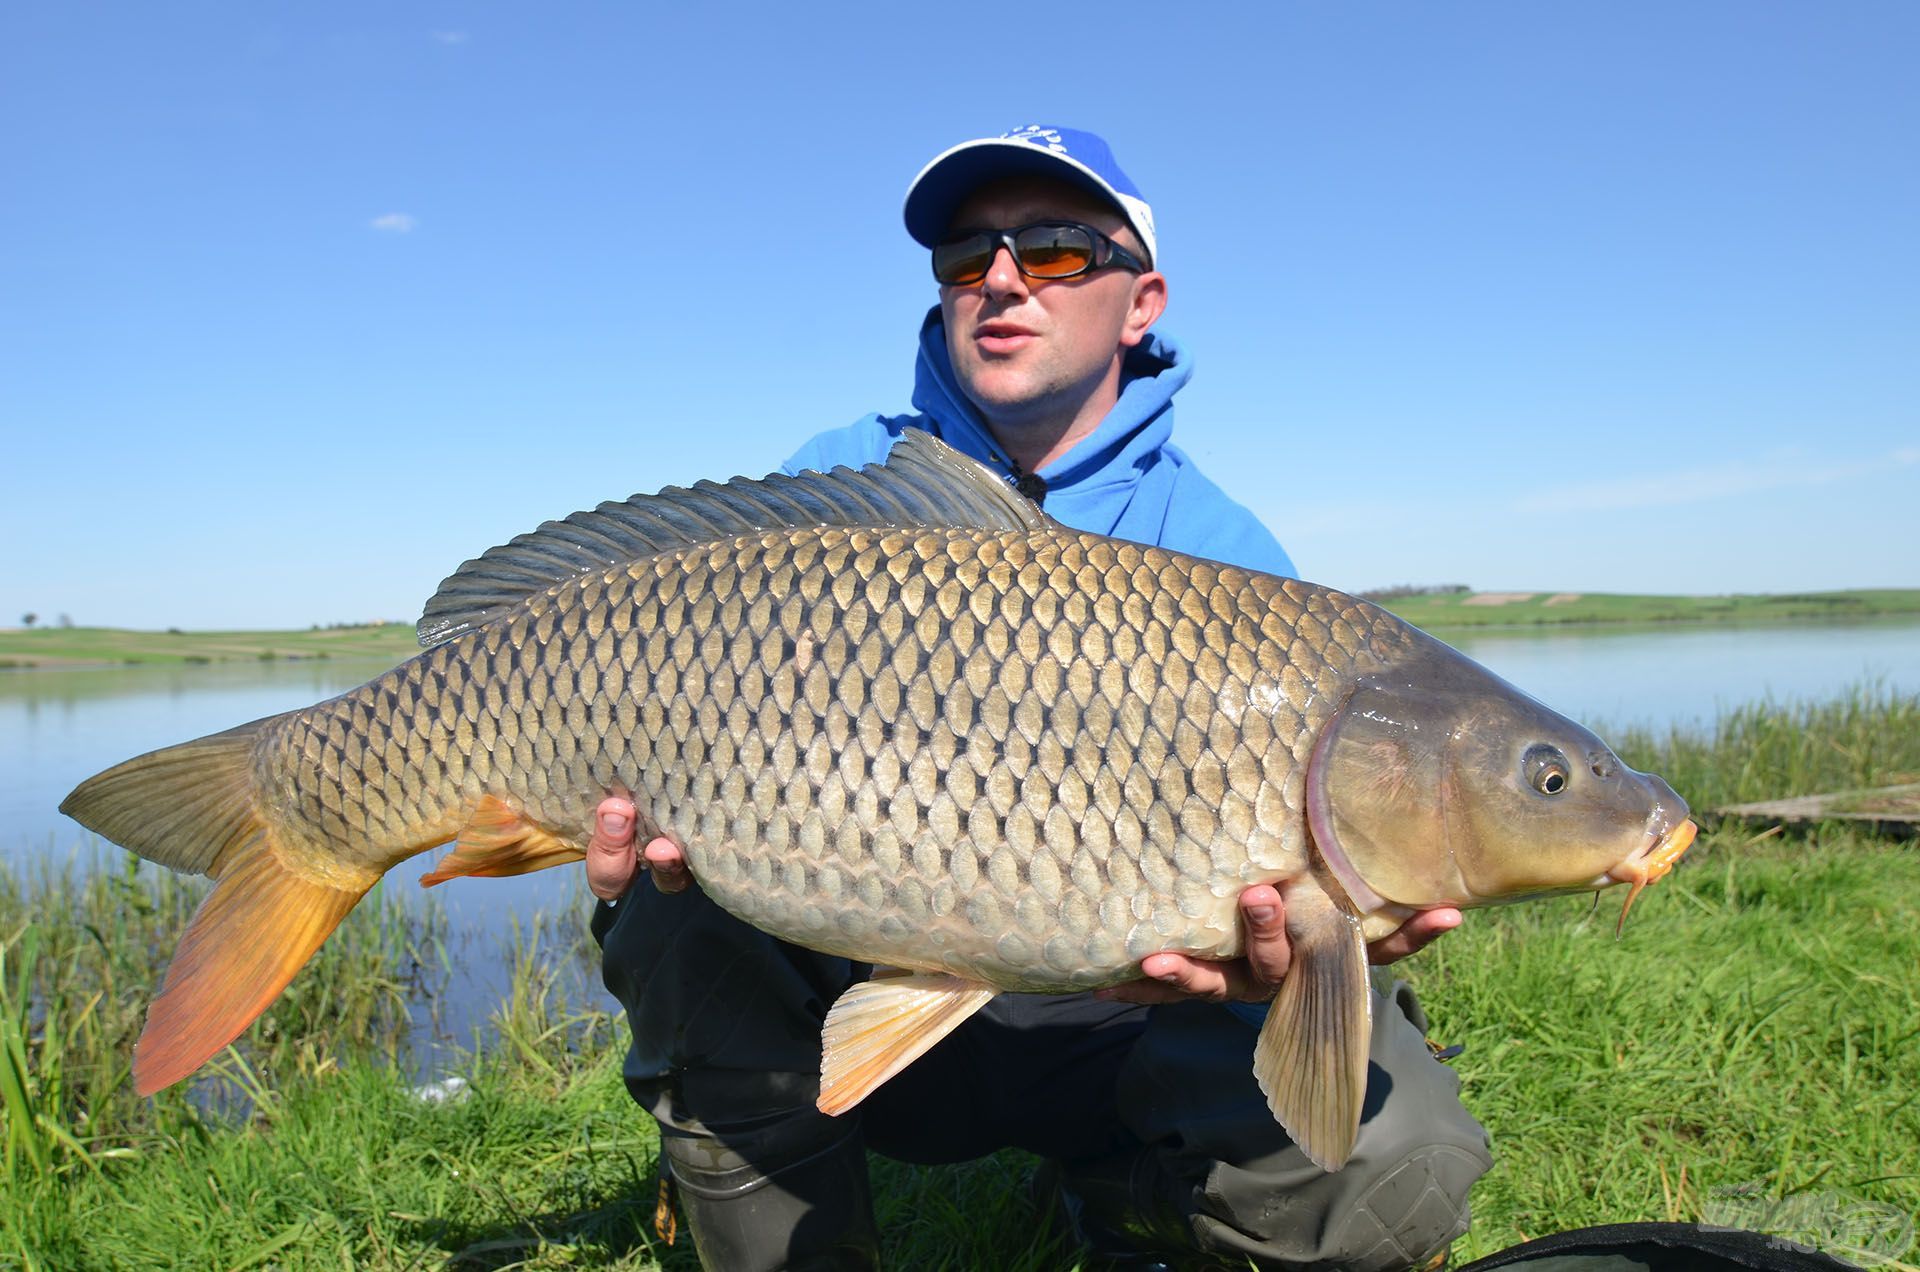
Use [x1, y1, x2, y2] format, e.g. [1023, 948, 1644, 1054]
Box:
[0, 623, 420, 668]
[1373, 586, 1920, 631]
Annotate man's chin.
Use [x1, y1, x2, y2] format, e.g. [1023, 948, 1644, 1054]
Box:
[957, 370, 1048, 418]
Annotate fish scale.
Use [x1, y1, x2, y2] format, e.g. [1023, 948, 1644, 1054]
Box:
[63, 431, 1695, 1169]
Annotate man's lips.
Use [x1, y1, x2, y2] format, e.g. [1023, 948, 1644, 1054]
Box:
[974, 323, 1037, 353]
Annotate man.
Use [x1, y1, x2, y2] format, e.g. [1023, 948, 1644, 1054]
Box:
[587, 126, 1491, 1270]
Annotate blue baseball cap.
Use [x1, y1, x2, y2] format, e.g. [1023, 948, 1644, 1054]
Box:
[903, 125, 1158, 267]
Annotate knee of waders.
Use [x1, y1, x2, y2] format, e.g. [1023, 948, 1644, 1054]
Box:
[1186, 1135, 1486, 1272]
[1135, 991, 1491, 1271]
[1311, 1139, 1488, 1271]
[661, 1112, 879, 1272]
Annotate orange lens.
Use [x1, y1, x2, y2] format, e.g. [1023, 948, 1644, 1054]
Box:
[1014, 225, 1094, 278]
[933, 236, 995, 284]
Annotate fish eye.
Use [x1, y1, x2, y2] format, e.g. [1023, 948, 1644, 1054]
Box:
[1523, 744, 1571, 796]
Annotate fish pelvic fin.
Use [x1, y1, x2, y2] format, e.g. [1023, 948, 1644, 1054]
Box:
[816, 973, 997, 1116]
[419, 794, 585, 887]
[1253, 878, 1374, 1172]
[133, 841, 370, 1095]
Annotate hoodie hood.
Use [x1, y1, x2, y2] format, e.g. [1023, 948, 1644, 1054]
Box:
[780, 307, 1295, 580]
[907, 306, 1192, 515]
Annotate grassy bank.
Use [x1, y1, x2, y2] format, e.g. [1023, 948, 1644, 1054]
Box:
[4, 691, 1918, 1268]
[0, 623, 419, 669]
[1375, 586, 1920, 632]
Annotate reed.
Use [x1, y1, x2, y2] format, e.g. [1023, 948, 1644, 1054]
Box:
[0, 849, 446, 1189]
[1610, 682, 1920, 809]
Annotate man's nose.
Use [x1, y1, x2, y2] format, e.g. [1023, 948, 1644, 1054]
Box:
[980, 244, 1030, 300]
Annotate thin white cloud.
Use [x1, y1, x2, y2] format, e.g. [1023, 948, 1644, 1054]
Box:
[430, 30, 468, 44]
[369, 213, 417, 234]
[1515, 446, 1919, 514]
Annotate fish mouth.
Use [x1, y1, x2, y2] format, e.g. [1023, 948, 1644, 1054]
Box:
[1603, 818, 1698, 934]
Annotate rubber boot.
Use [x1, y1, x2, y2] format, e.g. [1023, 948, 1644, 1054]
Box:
[1037, 1149, 1209, 1271]
[661, 1117, 880, 1272]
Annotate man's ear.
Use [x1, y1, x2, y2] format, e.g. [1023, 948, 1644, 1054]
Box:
[1119, 271, 1168, 348]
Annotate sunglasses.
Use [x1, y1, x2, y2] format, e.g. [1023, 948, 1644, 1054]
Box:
[931, 221, 1148, 286]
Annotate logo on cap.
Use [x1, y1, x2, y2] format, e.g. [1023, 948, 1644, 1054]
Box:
[1003, 125, 1071, 154]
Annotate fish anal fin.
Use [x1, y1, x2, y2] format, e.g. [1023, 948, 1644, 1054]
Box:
[1252, 878, 1374, 1172]
[134, 840, 369, 1095]
[419, 794, 585, 887]
[816, 973, 996, 1116]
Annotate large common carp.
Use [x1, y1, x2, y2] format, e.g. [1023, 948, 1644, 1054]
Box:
[63, 432, 1694, 1170]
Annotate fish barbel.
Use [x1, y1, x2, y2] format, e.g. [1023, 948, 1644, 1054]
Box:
[62, 432, 1695, 1170]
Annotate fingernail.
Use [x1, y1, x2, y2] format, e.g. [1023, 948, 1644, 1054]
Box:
[1246, 905, 1277, 925]
[1155, 969, 1181, 984]
[603, 815, 629, 835]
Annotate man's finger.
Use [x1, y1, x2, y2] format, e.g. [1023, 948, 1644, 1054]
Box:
[1100, 952, 1245, 1005]
[1238, 885, 1290, 988]
[642, 838, 694, 895]
[585, 796, 639, 901]
[1367, 907, 1461, 965]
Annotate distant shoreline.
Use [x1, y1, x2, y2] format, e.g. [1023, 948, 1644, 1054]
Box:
[3, 589, 1918, 668]
[0, 623, 421, 669]
[1372, 587, 1920, 632]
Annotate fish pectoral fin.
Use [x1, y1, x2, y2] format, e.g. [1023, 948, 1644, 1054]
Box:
[1252, 880, 1373, 1172]
[419, 795, 586, 887]
[816, 974, 997, 1116]
[136, 838, 370, 1095]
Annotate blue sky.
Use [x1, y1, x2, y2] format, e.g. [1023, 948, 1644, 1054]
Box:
[4, 3, 1916, 630]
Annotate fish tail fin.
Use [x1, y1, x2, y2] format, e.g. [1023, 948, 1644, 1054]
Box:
[60, 716, 373, 1095]
[61, 717, 276, 877]
[133, 841, 366, 1094]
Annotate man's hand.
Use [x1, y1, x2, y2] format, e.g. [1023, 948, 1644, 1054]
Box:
[1098, 887, 1462, 1005]
[1363, 907, 1461, 965]
[585, 796, 694, 900]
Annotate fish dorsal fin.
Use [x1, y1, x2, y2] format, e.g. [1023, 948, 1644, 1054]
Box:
[417, 430, 1050, 647]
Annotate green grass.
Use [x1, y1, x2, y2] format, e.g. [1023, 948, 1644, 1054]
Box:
[1373, 586, 1920, 632]
[1424, 826, 1920, 1261]
[3, 690, 1918, 1268]
[0, 623, 420, 668]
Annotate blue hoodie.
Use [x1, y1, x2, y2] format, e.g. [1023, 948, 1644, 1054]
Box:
[784, 308, 1296, 578]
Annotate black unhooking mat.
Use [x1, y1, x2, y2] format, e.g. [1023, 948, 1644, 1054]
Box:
[1456, 1221, 1865, 1271]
